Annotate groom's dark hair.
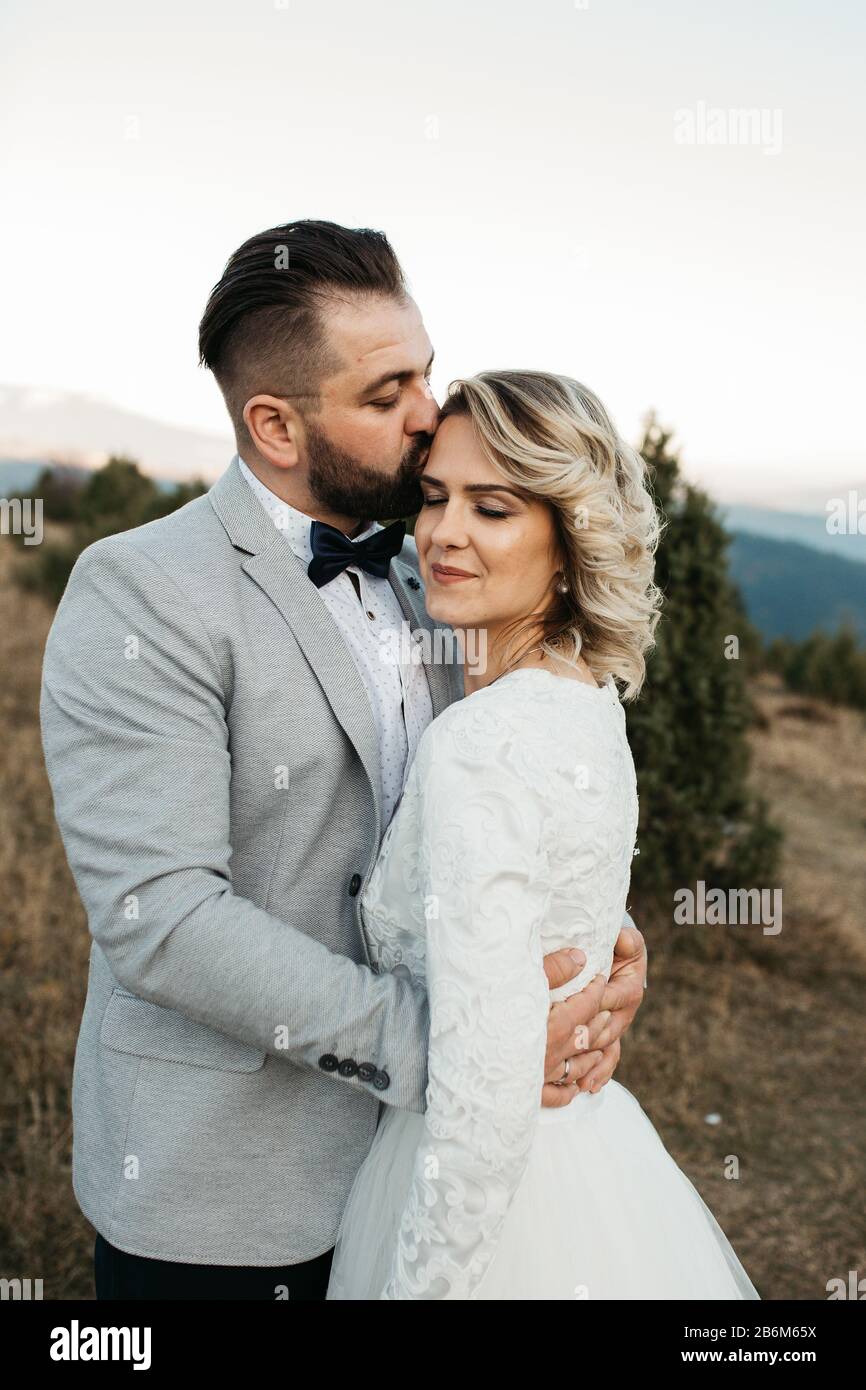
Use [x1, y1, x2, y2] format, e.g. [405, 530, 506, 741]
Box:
[198, 219, 408, 445]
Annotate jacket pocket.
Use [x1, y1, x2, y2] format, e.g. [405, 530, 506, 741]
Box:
[99, 989, 267, 1072]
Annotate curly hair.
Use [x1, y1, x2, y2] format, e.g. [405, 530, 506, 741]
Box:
[438, 370, 663, 700]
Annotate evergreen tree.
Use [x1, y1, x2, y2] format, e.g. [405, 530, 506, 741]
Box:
[31, 464, 86, 523]
[625, 414, 781, 898]
[15, 458, 206, 604]
[767, 624, 866, 709]
[139, 477, 208, 523]
[78, 456, 159, 532]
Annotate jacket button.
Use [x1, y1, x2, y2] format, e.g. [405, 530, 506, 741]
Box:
[338, 1058, 358, 1078]
[357, 1062, 376, 1082]
[318, 1054, 338, 1072]
[348, 873, 362, 896]
[372, 1069, 390, 1091]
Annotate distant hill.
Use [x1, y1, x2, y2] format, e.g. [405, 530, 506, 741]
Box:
[0, 385, 231, 483]
[2, 386, 863, 645]
[722, 503, 865, 568]
[0, 458, 179, 498]
[728, 532, 866, 643]
[0, 459, 62, 494]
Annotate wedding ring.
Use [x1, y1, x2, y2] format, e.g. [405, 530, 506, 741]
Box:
[554, 1057, 571, 1086]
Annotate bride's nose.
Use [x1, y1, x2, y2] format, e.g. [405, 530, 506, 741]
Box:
[428, 500, 470, 552]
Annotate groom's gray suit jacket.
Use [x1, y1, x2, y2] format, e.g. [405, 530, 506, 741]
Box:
[40, 456, 462, 1266]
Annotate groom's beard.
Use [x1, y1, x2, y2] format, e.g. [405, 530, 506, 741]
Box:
[305, 420, 432, 524]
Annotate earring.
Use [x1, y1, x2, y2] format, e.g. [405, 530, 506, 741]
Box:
[557, 575, 569, 594]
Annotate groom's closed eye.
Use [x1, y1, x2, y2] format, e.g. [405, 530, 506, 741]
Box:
[369, 372, 434, 411]
[360, 351, 435, 409]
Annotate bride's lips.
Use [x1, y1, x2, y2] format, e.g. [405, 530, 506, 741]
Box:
[430, 563, 477, 584]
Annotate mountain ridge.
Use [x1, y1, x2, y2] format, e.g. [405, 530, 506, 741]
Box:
[0, 384, 232, 482]
[727, 531, 866, 643]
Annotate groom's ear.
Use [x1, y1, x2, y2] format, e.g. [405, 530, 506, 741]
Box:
[242, 394, 304, 472]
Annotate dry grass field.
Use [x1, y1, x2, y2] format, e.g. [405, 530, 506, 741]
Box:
[622, 677, 866, 1301]
[1, 535, 864, 1300]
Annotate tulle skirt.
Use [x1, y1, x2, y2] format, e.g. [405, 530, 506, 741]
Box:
[327, 1079, 760, 1300]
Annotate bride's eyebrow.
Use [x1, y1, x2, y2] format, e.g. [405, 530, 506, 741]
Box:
[464, 484, 524, 498]
[420, 475, 523, 498]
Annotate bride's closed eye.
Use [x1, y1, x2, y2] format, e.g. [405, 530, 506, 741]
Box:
[421, 495, 511, 519]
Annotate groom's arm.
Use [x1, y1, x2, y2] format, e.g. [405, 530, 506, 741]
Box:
[39, 534, 430, 1113]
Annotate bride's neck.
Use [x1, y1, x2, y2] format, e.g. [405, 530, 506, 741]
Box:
[458, 625, 550, 696]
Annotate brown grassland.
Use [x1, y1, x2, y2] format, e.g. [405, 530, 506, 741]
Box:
[1, 535, 864, 1299]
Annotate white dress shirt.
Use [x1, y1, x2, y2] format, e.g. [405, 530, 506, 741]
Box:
[238, 456, 434, 829]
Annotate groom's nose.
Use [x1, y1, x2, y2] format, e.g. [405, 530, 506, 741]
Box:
[405, 383, 440, 438]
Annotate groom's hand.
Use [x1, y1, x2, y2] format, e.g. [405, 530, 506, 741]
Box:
[578, 923, 648, 1094]
[540, 952, 608, 1109]
[540, 922, 648, 1108]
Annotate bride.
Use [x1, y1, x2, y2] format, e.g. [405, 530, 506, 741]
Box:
[327, 369, 759, 1301]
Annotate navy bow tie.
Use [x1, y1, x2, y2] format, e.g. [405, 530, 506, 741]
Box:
[307, 518, 406, 589]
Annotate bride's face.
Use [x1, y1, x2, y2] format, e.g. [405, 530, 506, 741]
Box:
[414, 413, 562, 634]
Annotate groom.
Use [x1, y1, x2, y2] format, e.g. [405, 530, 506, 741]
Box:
[40, 219, 648, 1301]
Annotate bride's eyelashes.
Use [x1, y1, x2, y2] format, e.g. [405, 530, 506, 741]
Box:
[421, 495, 511, 519]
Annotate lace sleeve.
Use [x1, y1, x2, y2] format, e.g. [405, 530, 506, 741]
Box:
[380, 711, 551, 1299]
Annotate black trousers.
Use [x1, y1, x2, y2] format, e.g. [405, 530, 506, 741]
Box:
[94, 1231, 334, 1301]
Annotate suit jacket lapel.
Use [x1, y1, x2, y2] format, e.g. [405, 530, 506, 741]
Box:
[208, 458, 385, 844]
[388, 558, 459, 719]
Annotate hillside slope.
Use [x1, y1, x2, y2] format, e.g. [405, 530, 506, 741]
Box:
[728, 531, 866, 642]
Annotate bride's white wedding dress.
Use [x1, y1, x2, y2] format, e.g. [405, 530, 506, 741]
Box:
[327, 668, 759, 1300]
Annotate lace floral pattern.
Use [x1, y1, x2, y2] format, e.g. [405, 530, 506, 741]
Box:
[359, 669, 639, 1298]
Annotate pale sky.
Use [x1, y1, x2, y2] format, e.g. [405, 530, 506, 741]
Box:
[1, 0, 863, 506]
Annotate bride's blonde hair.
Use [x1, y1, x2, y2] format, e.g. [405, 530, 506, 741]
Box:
[438, 370, 663, 700]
